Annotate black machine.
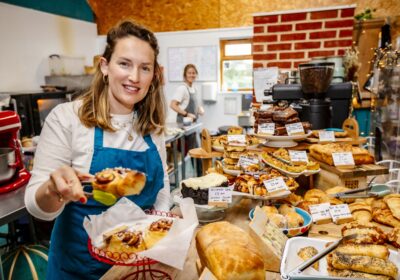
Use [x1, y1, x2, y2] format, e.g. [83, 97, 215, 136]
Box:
[272, 62, 353, 130]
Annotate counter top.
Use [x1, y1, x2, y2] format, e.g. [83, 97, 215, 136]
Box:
[0, 185, 27, 226]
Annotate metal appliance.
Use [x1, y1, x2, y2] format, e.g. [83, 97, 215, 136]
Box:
[0, 111, 31, 193]
[272, 62, 353, 129]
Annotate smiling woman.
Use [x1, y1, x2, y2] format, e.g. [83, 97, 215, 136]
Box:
[24, 20, 170, 280]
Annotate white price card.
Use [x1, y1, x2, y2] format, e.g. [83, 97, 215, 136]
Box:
[260, 104, 272, 111]
[332, 152, 355, 167]
[309, 203, 331, 224]
[285, 122, 305, 136]
[329, 204, 353, 224]
[263, 177, 289, 193]
[208, 187, 233, 206]
[289, 150, 308, 163]
[319, 130, 336, 142]
[238, 156, 259, 168]
[227, 134, 246, 145]
[258, 123, 275, 135]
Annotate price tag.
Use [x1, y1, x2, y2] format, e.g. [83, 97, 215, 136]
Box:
[289, 150, 308, 163]
[260, 104, 272, 111]
[329, 204, 353, 224]
[332, 152, 355, 167]
[258, 123, 275, 135]
[263, 177, 289, 193]
[285, 122, 304, 136]
[319, 130, 336, 142]
[208, 187, 232, 207]
[227, 134, 246, 145]
[238, 156, 259, 169]
[309, 203, 332, 224]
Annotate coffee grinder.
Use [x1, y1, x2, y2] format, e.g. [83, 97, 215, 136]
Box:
[272, 62, 352, 129]
[0, 111, 31, 193]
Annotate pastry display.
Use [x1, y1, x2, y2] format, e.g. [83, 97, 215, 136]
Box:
[181, 173, 228, 205]
[310, 130, 349, 139]
[196, 221, 265, 280]
[259, 205, 304, 228]
[261, 150, 320, 174]
[309, 143, 374, 166]
[92, 167, 146, 197]
[297, 246, 319, 270]
[341, 222, 387, 245]
[253, 102, 311, 136]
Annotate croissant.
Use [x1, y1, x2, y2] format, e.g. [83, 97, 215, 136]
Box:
[383, 194, 400, 220]
[349, 202, 372, 223]
[387, 227, 400, 248]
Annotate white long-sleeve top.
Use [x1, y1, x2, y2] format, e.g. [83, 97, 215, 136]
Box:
[25, 101, 171, 221]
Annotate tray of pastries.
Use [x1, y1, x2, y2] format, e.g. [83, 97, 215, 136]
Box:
[309, 143, 374, 166]
[261, 148, 320, 177]
[211, 134, 260, 152]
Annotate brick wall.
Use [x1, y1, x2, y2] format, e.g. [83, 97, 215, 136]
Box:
[253, 5, 355, 70]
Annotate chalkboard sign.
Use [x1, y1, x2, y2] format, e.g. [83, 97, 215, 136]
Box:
[167, 46, 217, 82]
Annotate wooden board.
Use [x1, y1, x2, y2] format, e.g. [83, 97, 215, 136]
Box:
[311, 157, 388, 178]
[304, 137, 367, 145]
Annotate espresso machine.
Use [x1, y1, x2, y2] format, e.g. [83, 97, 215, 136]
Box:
[272, 62, 353, 129]
[0, 111, 31, 193]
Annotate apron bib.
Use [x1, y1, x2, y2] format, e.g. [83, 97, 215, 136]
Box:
[176, 85, 198, 124]
[46, 127, 164, 280]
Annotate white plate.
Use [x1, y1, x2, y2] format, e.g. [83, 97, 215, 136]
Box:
[232, 190, 291, 201]
[261, 158, 320, 178]
[280, 237, 400, 280]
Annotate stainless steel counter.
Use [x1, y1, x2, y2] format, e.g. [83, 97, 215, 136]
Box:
[0, 185, 27, 226]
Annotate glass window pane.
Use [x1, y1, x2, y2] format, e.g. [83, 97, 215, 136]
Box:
[225, 44, 252, 56]
[222, 60, 253, 91]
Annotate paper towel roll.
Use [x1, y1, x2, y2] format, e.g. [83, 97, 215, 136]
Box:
[202, 82, 217, 102]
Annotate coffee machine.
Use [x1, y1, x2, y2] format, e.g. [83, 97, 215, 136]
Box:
[272, 62, 353, 129]
[0, 111, 31, 193]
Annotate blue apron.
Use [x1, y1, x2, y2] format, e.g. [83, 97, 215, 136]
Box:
[46, 127, 164, 280]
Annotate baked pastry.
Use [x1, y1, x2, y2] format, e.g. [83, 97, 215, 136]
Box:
[327, 252, 398, 279]
[297, 246, 319, 270]
[296, 201, 313, 213]
[387, 227, 400, 248]
[92, 168, 146, 197]
[144, 218, 173, 249]
[309, 143, 374, 165]
[278, 204, 295, 215]
[326, 186, 355, 203]
[223, 157, 238, 165]
[227, 126, 243, 135]
[373, 208, 400, 228]
[106, 229, 146, 255]
[328, 268, 392, 280]
[260, 205, 279, 215]
[268, 213, 287, 228]
[224, 144, 247, 152]
[383, 194, 400, 220]
[272, 107, 298, 122]
[311, 130, 348, 138]
[304, 189, 329, 204]
[276, 193, 303, 206]
[335, 244, 389, 260]
[212, 135, 227, 147]
[181, 173, 228, 205]
[286, 212, 304, 228]
[349, 201, 372, 223]
[196, 221, 265, 280]
[341, 222, 387, 245]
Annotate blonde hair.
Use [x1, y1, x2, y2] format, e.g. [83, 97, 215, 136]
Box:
[183, 64, 198, 81]
[78, 20, 165, 135]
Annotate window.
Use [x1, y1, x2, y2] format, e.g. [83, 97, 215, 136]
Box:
[220, 39, 253, 91]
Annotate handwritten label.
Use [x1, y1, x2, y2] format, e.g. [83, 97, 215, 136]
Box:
[263, 177, 289, 193]
[289, 150, 308, 163]
[258, 123, 275, 135]
[285, 122, 304, 136]
[332, 152, 355, 167]
[319, 130, 336, 142]
[227, 134, 246, 145]
[208, 187, 232, 206]
[309, 203, 331, 224]
[329, 204, 352, 224]
[238, 156, 259, 169]
[260, 104, 272, 111]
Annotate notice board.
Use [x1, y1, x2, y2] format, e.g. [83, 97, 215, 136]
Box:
[167, 46, 217, 82]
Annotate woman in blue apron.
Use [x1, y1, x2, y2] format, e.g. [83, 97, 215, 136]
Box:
[24, 20, 170, 280]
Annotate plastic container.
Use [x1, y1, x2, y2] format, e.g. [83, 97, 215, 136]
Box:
[48, 54, 85, 75]
[298, 62, 334, 95]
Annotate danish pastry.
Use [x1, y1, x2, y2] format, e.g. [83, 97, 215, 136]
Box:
[387, 227, 400, 248]
[92, 168, 146, 197]
[144, 218, 173, 249]
[106, 229, 146, 255]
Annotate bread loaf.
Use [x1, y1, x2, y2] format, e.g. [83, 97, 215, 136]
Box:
[196, 221, 265, 280]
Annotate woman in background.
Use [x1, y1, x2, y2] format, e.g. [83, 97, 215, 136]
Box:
[24, 20, 170, 279]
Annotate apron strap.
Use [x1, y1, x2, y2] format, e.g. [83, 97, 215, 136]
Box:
[94, 127, 104, 149]
[144, 134, 156, 149]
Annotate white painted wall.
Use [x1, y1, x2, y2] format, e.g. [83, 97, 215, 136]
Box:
[0, 3, 98, 91]
[98, 26, 253, 132]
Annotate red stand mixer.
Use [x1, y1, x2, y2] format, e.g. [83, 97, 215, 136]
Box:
[0, 111, 31, 193]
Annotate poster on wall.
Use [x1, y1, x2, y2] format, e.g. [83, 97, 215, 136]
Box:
[167, 46, 217, 82]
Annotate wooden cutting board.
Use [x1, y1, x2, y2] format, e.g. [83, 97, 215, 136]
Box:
[311, 157, 389, 178]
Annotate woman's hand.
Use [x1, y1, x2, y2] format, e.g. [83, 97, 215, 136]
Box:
[187, 113, 196, 121]
[48, 166, 91, 203]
